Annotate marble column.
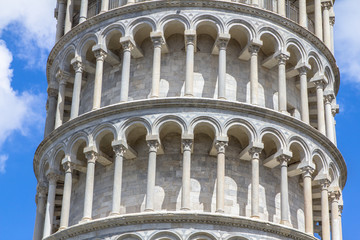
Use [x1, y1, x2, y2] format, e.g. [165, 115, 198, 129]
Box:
[43, 173, 59, 238]
[127, 0, 135, 4]
[249, 45, 261, 105]
[332, 107, 338, 146]
[145, 140, 159, 211]
[79, 0, 88, 23]
[314, 0, 323, 40]
[92, 46, 107, 110]
[252, 0, 259, 7]
[278, 154, 291, 226]
[44, 88, 58, 137]
[55, 71, 69, 129]
[70, 59, 83, 119]
[301, 166, 314, 234]
[217, 36, 230, 100]
[321, 180, 331, 240]
[338, 205, 343, 240]
[55, 0, 66, 42]
[322, 2, 332, 49]
[120, 39, 134, 102]
[110, 144, 127, 215]
[215, 141, 228, 213]
[150, 33, 163, 98]
[324, 94, 335, 143]
[64, 0, 73, 34]
[184, 31, 196, 97]
[82, 151, 98, 222]
[330, 17, 335, 53]
[33, 183, 47, 240]
[314, 80, 326, 135]
[181, 139, 193, 210]
[100, 0, 109, 13]
[277, 53, 289, 114]
[250, 147, 263, 218]
[59, 160, 74, 230]
[299, 0, 307, 28]
[278, 0, 286, 17]
[330, 191, 341, 240]
[299, 67, 310, 124]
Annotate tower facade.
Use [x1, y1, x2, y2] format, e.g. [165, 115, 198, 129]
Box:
[33, 1, 346, 240]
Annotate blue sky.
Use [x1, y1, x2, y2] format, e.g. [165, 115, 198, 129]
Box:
[0, 0, 359, 239]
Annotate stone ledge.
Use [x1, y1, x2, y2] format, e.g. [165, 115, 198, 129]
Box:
[44, 212, 318, 240]
[34, 97, 347, 189]
[47, 0, 340, 94]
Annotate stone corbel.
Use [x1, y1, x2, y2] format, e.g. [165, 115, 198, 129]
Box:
[211, 33, 231, 55]
[238, 39, 263, 61]
[263, 149, 292, 168]
[238, 141, 264, 161]
[120, 36, 143, 58]
[150, 31, 169, 54]
[287, 62, 311, 79]
[262, 50, 289, 69]
[84, 145, 112, 166]
[309, 74, 327, 88]
[63, 155, 87, 174]
[112, 139, 137, 159]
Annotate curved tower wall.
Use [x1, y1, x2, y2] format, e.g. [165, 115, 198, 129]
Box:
[33, 1, 345, 240]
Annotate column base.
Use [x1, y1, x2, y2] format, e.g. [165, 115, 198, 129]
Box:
[216, 209, 224, 213]
[218, 97, 227, 100]
[184, 94, 194, 97]
[280, 220, 292, 227]
[109, 212, 120, 216]
[144, 208, 154, 212]
[280, 110, 290, 116]
[79, 217, 92, 223]
[251, 215, 260, 219]
[180, 207, 191, 211]
[58, 226, 67, 231]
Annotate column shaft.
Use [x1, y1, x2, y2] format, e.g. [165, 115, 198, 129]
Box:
[315, 0, 323, 40]
[120, 43, 132, 102]
[278, 0, 286, 16]
[250, 45, 260, 105]
[299, 0, 307, 28]
[218, 46, 227, 100]
[59, 162, 73, 230]
[44, 89, 57, 137]
[111, 145, 126, 215]
[55, 78, 67, 129]
[70, 61, 83, 119]
[323, 3, 331, 49]
[181, 140, 192, 210]
[145, 140, 159, 211]
[100, 0, 109, 13]
[279, 156, 291, 225]
[150, 37, 162, 98]
[185, 38, 195, 97]
[252, 0, 259, 6]
[302, 168, 314, 234]
[43, 175, 58, 238]
[250, 147, 262, 218]
[92, 49, 107, 110]
[315, 82, 326, 135]
[321, 182, 331, 240]
[55, 0, 66, 42]
[325, 96, 335, 143]
[215, 141, 227, 213]
[82, 152, 97, 221]
[64, 0, 73, 34]
[277, 55, 289, 113]
[79, 0, 88, 24]
[300, 69, 309, 124]
[33, 186, 47, 240]
[331, 198, 340, 240]
[330, 17, 335, 53]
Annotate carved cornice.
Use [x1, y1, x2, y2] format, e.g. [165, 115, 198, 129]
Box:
[46, 0, 340, 94]
[33, 98, 347, 189]
[43, 212, 318, 240]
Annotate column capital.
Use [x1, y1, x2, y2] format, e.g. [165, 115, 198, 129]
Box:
[58, 0, 66, 3]
[62, 158, 74, 173]
[84, 150, 98, 164]
[92, 45, 108, 61]
[120, 40, 135, 52]
[249, 146, 263, 160]
[46, 171, 60, 184]
[147, 139, 160, 153]
[313, 79, 326, 89]
[321, 1, 332, 9]
[47, 87, 58, 98]
[150, 32, 165, 48]
[301, 166, 315, 178]
[324, 93, 335, 104]
[37, 182, 48, 197]
[113, 144, 127, 157]
[338, 204, 343, 214]
[320, 178, 331, 190]
[56, 69, 70, 85]
[296, 63, 311, 75]
[216, 34, 231, 50]
[182, 138, 193, 152]
[329, 190, 341, 202]
[330, 16, 335, 26]
[215, 141, 228, 154]
[184, 30, 196, 46]
[276, 52, 290, 64]
[332, 104, 339, 116]
[277, 154, 292, 166]
[71, 57, 83, 73]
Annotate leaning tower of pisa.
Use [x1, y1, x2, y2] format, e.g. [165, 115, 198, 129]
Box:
[33, 0, 346, 240]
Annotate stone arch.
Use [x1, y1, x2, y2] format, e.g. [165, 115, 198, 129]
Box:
[288, 136, 310, 165]
[312, 149, 328, 176]
[259, 127, 286, 150]
[286, 38, 306, 67]
[192, 14, 224, 35]
[307, 51, 323, 79]
[50, 142, 67, 170]
[39, 154, 51, 182]
[116, 233, 143, 240]
[120, 117, 151, 140]
[324, 66, 335, 92]
[189, 116, 221, 138]
[91, 123, 117, 158]
[100, 23, 125, 55]
[77, 33, 99, 60]
[258, 27, 284, 54]
[226, 19, 255, 42]
[149, 231, 182, 240]
[329, 162, 339, 187]
[153, 115, 187, 136]
[128, 17, 156, 41]
[92, 123, 117, 147]
[60, 44, 76, 72]
[159, 14, 191, 33]
[224, 118, 256, 142]
[225, 236, 250, 240]
[224, 119, 255, 150]
[100, 23, 126, 46]
[187, 232, 217, 240]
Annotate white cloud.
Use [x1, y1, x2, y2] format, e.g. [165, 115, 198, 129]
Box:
[0, 155, 8, 173]
[0, 0, 56, 173]
[334, 0, 360, 85]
